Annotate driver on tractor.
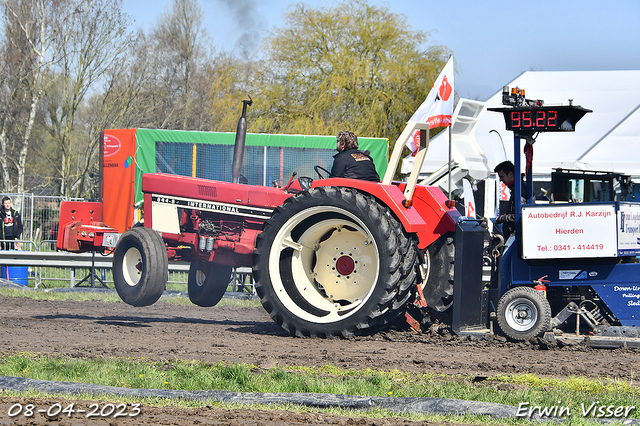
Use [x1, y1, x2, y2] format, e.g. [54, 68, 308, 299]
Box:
[494, 160, 516, 293]
[329, 131, 380, 182]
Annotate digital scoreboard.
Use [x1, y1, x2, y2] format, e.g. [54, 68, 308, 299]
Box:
[488, 105, 592, 132]
[488, 86, 591, 133]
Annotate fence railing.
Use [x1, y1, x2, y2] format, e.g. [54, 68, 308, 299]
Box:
[0, 193, 255, 294]
[0, 249, 189, 288]
[0, 241, 254, 294]
[2, 193, 81, 243]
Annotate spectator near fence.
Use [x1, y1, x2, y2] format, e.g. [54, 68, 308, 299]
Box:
[1, 196, 23, 250]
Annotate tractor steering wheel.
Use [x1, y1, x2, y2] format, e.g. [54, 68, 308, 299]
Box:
[314, 165, 330, 179]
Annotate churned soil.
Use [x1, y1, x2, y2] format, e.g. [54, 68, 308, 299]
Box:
[0, 293, 638, 425]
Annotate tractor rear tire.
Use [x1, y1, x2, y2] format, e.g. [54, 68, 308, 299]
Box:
[113, 227, 168, 307]
[253, 186, 419, 338]
[188, 260, 232, 307]
[421, 234, 455, 312]
[497, 286, 552, 341]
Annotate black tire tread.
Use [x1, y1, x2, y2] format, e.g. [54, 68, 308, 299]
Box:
[422, 234, 455, 313]
[253, 186, 419, 338]
[496, 286, 552, 341]
[188, 261, 233, 307]
[113, 227, 167, 307]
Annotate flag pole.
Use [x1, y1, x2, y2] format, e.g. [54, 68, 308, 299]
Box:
[448, 124, 452, 198]
[447, 54, 453, 199]
[395, 55, 454, 193]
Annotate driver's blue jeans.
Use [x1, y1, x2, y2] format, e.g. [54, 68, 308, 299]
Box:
[499, 235, 516, 295]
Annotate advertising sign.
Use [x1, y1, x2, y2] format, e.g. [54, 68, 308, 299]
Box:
[617, 202, 640, 256]
[101, 129, 137, 233]
[522, 204, 618, 259]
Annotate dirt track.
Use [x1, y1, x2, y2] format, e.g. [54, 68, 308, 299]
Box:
[0, 293, 639, 425]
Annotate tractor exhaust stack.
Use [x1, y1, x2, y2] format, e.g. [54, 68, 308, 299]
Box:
[232, 96, 253, 184]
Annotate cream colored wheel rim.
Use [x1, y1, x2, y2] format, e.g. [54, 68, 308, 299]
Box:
[268, 206, 380, 323]
[195, 265, 206, 288]
[122, 246, 142, 287]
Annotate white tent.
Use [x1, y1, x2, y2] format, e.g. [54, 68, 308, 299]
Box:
[403, 70, 640, 179]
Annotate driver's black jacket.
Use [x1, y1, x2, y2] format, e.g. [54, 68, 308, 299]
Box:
[496, 180, 515, 238]
[329, 149, 380, 182]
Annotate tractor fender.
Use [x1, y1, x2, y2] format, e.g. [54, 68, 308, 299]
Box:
[312, 178, 430, 233]
[313, 179, 459, 249]
[398, 183, 460, 249]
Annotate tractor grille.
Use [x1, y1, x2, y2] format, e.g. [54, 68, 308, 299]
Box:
[198, 185, 217, 198]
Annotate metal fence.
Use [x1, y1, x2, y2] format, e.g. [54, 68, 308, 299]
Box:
[0, 239, 190, 288]
[0, 248, 254, 292]
[1, 193, 81, 244]
[0, 249, 191, 288]
[0, 193, 255, 293]
[0, 193, 174, 287]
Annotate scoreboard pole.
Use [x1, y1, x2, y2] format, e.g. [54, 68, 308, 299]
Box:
[514, 132, 522, 237]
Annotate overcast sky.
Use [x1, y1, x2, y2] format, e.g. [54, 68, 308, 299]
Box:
[122, 0, 640, 101]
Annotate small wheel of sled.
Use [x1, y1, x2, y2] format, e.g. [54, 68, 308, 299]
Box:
[497, 286, 551, 341]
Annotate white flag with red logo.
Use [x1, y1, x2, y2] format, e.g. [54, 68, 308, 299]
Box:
[406, 56, 454, 156]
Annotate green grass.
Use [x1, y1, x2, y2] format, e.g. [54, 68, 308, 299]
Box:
[15, 268, 189, 291]
[0, 353, 637, 424]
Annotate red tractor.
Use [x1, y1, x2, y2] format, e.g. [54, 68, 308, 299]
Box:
[57, 99, 480, 338]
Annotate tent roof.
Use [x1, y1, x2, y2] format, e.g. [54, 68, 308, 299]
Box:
[404, 70, 640, 179]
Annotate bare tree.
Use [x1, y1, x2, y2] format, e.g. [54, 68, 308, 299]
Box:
[71, 31, 152, 197]
[0, 0, 70, 193]
[147, 0, 214, 130]
[0, 0, 31, 192]
[43, 0, 134, 196]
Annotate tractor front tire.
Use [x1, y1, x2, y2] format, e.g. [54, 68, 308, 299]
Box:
[188, 260, 232, 307]
[253, 186, 419, 338]
[113, 227, 167, 307]
[497, 286, 551, 341]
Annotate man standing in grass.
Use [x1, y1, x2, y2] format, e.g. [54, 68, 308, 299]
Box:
[1, 196, 23, 250]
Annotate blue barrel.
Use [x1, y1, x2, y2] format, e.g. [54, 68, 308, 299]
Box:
[1, 265, 29, 286]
